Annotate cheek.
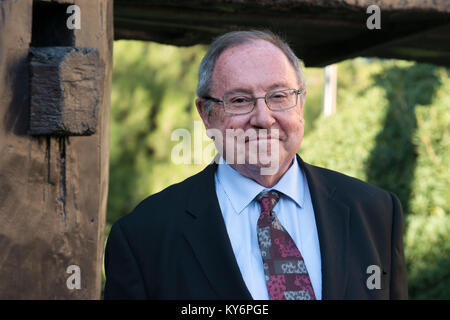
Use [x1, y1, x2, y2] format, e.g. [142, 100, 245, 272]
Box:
[207, 111, 241, 145]
[283, 110, 304, 133]
[281, 113, 304, 149]
[298, 117, 305, 132]
[209, 110, 250, 132]
[207, 109, 227, 130]
[293, 118, 305, 140]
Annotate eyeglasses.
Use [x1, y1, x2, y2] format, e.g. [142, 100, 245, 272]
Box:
[202, 88, 304, 115]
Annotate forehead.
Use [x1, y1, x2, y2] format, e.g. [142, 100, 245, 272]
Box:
[211, 40, 299, 94]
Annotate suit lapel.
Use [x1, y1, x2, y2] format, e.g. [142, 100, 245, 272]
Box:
[298, 155, 350, 299]
[183, 163, 253, 300]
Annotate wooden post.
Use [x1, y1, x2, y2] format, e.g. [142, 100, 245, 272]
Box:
[0, 0, 113, 299]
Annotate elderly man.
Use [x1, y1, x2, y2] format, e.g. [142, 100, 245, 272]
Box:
[104, 30, 408, 300]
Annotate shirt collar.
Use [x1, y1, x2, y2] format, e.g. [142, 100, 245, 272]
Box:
[215, 156, 305, 214]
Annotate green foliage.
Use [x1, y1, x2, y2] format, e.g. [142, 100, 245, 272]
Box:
[303, 65, 325, 134]
[108, 41, 207, 224]
[301, 59, 450, 299]
[406, 77, 450, 298]
[366, 63, 442, 214]
[301, 60, 388, 179]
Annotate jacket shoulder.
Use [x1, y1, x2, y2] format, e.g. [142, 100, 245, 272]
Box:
[303, 162, 394, 204]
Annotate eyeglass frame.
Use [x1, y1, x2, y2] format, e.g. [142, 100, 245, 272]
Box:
[202, 88, 305, 115]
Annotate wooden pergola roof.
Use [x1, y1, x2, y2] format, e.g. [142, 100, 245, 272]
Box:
[114, 0, 450, 67]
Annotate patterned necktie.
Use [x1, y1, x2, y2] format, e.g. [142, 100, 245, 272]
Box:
[256, 190, 316, 300]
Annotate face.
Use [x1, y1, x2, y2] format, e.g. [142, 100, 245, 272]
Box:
[196, 40, 306, 175]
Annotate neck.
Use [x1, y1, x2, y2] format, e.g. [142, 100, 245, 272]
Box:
[228, 157, 295, 188]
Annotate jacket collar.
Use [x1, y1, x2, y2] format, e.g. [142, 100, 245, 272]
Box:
[184, 162, 253, 299]
[183, 155, 350, 299]
[297, 155, 350, 299]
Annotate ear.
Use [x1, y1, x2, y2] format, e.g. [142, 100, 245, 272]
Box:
[195, 97, 211, 128]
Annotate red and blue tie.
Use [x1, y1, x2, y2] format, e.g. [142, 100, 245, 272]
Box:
[256, 190, 316, 300]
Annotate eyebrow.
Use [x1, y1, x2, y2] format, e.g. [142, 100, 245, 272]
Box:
[223, 83, 291, 96]
[266, 83, 291, 91]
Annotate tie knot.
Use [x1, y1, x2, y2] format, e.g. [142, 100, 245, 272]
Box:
[256, 190, 280, 213]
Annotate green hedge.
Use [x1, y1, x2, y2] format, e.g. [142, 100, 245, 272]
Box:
[301, 60, 450, 299]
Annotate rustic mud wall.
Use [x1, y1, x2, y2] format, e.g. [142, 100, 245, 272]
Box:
[0, 0, 113, 299]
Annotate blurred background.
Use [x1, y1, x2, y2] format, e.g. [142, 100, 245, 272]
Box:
[103, 40, 449, 299]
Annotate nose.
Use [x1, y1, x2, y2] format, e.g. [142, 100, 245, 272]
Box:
[249, 97, 276, 129]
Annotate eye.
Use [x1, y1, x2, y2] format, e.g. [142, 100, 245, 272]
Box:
[270, 92, 288, 99]
[230, 96, 252, 104]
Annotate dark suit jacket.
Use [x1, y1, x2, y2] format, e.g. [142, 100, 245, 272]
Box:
[104, 155, 408, 299]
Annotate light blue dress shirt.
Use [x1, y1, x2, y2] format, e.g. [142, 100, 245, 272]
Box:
[214, 156, 322, 300]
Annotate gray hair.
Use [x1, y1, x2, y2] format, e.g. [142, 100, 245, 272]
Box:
[196, 30, 306, 115]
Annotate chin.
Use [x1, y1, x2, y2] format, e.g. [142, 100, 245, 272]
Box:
[244, 151, 281, 169]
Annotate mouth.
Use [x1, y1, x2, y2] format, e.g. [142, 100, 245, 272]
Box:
[244, 135, 279, 143]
